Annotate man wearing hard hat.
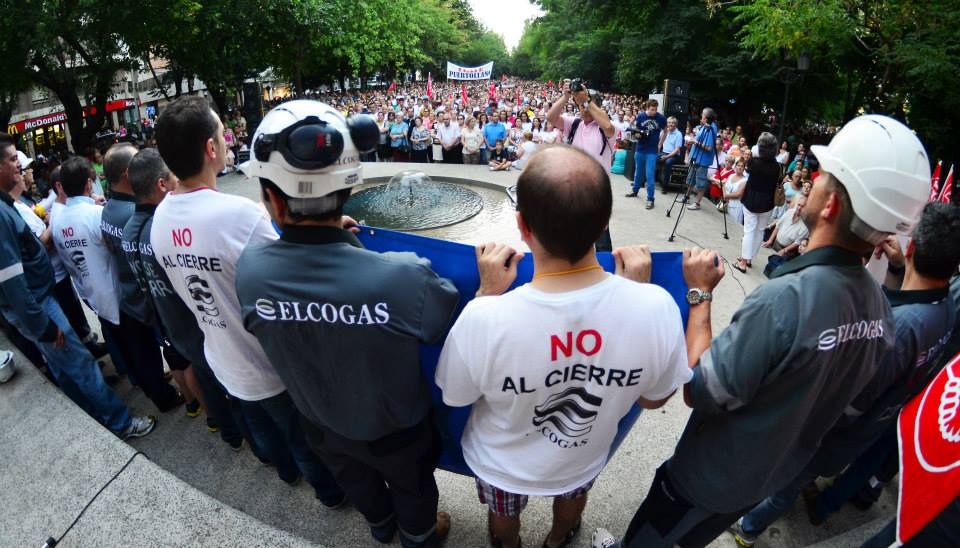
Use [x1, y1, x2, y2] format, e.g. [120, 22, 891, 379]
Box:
[592, 116, 933, 548]
[235, 100, 459, 548]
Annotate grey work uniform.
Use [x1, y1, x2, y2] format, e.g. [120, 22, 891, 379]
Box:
[236, 225, 459, 547]
[123, 204, 243, 445]
[101, 192, 178, 410]
[622, 246, 894, 548]
[741, 284, 957, 535]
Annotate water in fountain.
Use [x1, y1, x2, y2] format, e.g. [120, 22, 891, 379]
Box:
[344, 170, 484, 230]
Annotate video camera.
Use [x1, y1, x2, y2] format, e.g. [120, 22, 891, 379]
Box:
[627, 125, 652, 140]
[569, 79, 601, 104]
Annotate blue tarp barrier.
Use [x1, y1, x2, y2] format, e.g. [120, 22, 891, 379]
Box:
[356, 226, 689, 476]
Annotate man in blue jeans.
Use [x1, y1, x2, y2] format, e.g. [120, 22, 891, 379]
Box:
[0, 133, 154, 440]
[627, 100, 666, 210]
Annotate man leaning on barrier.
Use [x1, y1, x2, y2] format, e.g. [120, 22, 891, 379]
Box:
[592, 115, 932, 547]
[436, 145, 691, 548]
[235, 100, 459, 548]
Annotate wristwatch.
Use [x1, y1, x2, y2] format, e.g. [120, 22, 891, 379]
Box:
[686, 288, 713, 305]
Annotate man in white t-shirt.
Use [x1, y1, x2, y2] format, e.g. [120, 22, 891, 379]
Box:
[436, 145, 691, 548]
[151, 95, 343, 506]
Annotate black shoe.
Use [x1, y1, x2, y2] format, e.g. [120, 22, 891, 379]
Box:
[157, 392, 185, 413]
[319, 491, 348, 509]
[283, 473, 303, 487]
[85, 341, 109, 359]
[370, 517, 397, 544]
[625, 191, 638, 197]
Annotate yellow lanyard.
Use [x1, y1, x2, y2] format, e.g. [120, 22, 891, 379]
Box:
[532, 264, 603, 279]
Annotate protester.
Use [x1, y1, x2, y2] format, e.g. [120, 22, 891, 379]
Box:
[733, 133, 780, 273]
[721, 157, 747, 225]
[123, 148, 247, 442]
[438, 145, 690, 548]
[461, 117, 484, 165]
[152, 95, 343, 503]
[734, 202, 960, 546]
[100, 143, 185, 412]
[592, 114, 931, 548]
[0, 134, 154, 440]
[436, 113, 463, 163]
[488, 139, 512, 171]
[236, 100, 456, 547]
[511, 131, 538, 170]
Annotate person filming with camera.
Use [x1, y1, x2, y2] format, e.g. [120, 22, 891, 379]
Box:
[626, 100, 666, 209]
[546, 79, 617, 251]
[546, 79, 616, 171]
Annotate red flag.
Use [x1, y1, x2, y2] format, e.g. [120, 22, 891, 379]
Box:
[929, 160, 942, 202]
[427, 73, 433, 101]
[387, 81, 396, 93]
[501, 74, 507, 82]
[548, 80, 553, 88]
[896, 352, 960, 544]
[461, 83, 468, 104]
[938, 165, 954, 203]
[489, 82, 496, 99]
[516, 87, 521, 106]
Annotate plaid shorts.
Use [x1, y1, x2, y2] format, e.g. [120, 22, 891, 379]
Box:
[475, 476, 596, 517]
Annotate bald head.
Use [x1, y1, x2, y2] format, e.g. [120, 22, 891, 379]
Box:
[516, 145, 612, 263]
[103, 142, 138, 189]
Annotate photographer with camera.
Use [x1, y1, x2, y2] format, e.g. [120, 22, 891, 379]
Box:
[546, 79, 616, 171]
[626, 100, 666, 209]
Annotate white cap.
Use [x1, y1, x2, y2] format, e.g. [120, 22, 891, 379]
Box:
[811, 115, 930, 239]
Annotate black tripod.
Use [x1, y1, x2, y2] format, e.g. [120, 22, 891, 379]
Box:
[666, 126, 728, 242]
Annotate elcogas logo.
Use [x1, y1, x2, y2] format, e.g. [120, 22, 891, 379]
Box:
[817, 319, 885, 351]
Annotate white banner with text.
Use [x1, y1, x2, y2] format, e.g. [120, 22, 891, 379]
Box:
[446, 61, 494, 80]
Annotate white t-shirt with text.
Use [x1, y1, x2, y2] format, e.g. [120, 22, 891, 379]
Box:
[150, 189, 285, 401]
[436, 275, 691, 495]
[51, 197, 120, 324]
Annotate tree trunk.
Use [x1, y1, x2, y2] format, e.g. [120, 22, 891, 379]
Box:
[208, 87, 228, 115]
[359, 55, 367, 91]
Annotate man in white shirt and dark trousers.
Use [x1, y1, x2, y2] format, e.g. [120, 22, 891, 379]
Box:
[435, 113, 462, 164]
[101, 143, 184, 412]
[235, 101, 458, 547]
[53, 158, 181, 412]
[436, 145, 691, 548]
[151, 95, 343, 506]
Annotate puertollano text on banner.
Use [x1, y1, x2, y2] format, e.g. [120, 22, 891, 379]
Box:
[446, 61, 494, 80]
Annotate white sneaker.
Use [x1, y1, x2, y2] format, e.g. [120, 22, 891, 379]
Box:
[0, 350, 14, 383]
[118, 415, 157, 440]
[591, 527, 618, 548]
[687, 202, 701, 210]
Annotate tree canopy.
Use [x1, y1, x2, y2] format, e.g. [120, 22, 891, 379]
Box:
[514, 0, 960, 163]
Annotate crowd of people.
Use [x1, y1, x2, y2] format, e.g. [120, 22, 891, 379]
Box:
[1, 78, 959, 548]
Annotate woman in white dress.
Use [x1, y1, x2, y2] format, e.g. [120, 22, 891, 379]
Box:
[723, 157, 748, 225]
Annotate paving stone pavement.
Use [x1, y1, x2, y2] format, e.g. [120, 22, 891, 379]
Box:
[0, 162, 896, 547]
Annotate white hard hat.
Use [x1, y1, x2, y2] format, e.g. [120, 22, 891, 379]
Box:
[811, 115, 930, 240]
[239, 100, 379, 203]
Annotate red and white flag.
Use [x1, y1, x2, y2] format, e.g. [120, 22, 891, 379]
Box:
[548, 80, 554, 88]
[488, 82, 496, 99]
[929, 160, 942, 202]
[938, 165, 953, 203]
[461, 83, 468, 104]
[896, 351, 960, 544]
[426, 73, 433, 101]
[387, 81, 396, 93]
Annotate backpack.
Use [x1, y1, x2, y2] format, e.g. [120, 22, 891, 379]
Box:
[566, 118, 609, 156]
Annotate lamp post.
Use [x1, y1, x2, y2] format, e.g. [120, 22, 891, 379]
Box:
[777, 53, 810, 145]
